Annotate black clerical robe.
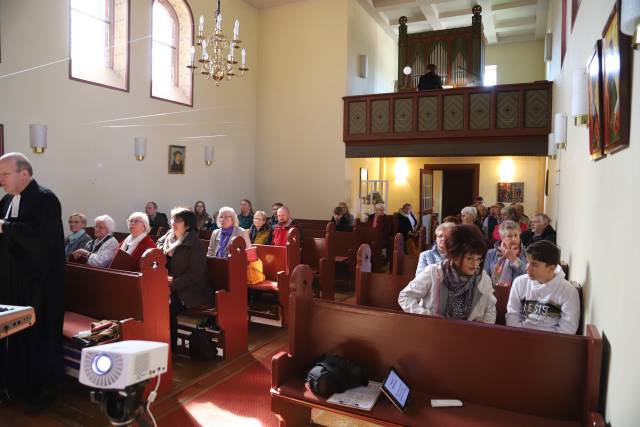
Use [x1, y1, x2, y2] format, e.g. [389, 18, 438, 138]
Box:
[0, 179, 65, 398]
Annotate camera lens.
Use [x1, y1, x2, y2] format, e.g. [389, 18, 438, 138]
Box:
[92, 354, 112, 376]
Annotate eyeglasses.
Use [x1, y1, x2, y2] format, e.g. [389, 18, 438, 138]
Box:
[127, 219, 144, 224]
[463, 256, 483, 264]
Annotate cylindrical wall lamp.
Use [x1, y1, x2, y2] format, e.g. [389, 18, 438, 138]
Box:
[29, 124, 47, 154]
[554, 113, 567, 149]
[548, 133, 557, 159]
[621, 0, 640, 50]
[571, 69, 588, 126]
[204, 145, 214, 166]
[134, 137, 146, 161]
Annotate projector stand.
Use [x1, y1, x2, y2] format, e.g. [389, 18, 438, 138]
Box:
[91, 381, 152, 427]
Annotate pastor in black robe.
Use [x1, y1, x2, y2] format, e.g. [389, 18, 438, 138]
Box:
[0, 179, 65, 401]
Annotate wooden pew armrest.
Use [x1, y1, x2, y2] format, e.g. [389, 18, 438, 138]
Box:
[588, 412, 605, 427]
[119, 318, 145, 340]
[272, 350, 300, 389]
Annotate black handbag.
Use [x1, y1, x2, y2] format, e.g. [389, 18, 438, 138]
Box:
[306, 354, 368, 397]
[189, 327, 218, 360]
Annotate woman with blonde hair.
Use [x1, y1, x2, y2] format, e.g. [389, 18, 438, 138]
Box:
[249, 210, 272, 245]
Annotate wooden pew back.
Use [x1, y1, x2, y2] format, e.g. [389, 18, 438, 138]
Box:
[255, 228, 301, 279]
[356, 244, 410, 311]
[282, 265, 603, 423]
[391, 233, 419, 276]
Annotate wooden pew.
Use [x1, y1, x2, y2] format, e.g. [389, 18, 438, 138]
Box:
[355, 244, 410, 311]
[250, 228, 301, 326]
[391, 233, 418, 277]
[300, 222, 336, 301]
[64, 248, 172, 396]
[271, 264, 605, 427]
[177, 236, 248, 360]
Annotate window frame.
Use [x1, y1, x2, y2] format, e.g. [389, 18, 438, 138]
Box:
[150, 0, 194, 107]
[68, 0, 130, 92]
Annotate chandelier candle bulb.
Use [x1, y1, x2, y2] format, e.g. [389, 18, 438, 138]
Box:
[216, 14, 222, 32]
[199, 15, 204, 37]
[189, 46, 195, 66]
[233, 19, 239, 40]
[241, 49, 246, 67]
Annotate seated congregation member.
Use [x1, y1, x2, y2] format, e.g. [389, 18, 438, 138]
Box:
[237, 199, 254, 230]
[194, 200, 214, 231]
[397, 203, 419, 255]
[398, 225, 496, 323]
[484, 220, 527, 288]
[249, 210, 272, 245]
[506, 241, 579, 334]
[207, 207, 251, 257]
[460, 206, 482, 231]
[331, 206, 353, 232]
[368, 203, 392, 255]
[157, 208, 210, 349]
[64, 213, 92, 259]
[338, 202, 355, 227]
[416, 222, 456, 276]
[271, 206, 297, 246]
[145, 201, 169, 236]
[268, 202, 283, 227]
[521, 213, 556, 248]
[513, 203, 530, 228]
[492, 206, 526, 242]
[442, 215, 460, 224]
[120, 212, 156, 263]
[72, 215, 118, 268]
[483, 203, 503, 245]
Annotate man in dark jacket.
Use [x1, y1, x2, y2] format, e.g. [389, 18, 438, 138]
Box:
[146, 201, 170, 236]
[418, 64, 443, 91]
[521, 213, 557, 248]
[0, 152, 65, 412]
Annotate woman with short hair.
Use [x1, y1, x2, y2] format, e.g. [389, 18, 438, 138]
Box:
[64, 213, 92, 258]
[120, 212, 156, 264]
[72, 215, 119, 268]
[194, 200, 214, 231]
[492, 206, 526, 242]
[460, 206, 477, 225]
[415, 221, 456, 276]
[207, 207, 251, 258]
[399, 225, 496, 323]
[249, 210, 272, 245]
[484, 220, 527, 288]
[157, 208, 210, 349]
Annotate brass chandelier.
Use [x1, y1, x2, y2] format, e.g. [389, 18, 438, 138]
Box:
[187, 0, 248, 86]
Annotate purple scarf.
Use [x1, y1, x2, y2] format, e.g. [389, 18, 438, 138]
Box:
[216, 227, 234, 257]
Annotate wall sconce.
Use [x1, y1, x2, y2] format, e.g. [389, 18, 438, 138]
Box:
[394, 159, 409, 184]
[358, 54, 368, 78]
[544, 33, 553, 62]
[554, 113, 567, 149]
[548, 133, 557, 159]
[571, 69, 588, 126]
[360, 167, 368, 181]
[204, 145, 214, 166]
[498, 158, 515, 182]
[621, 0, 640, 50]
[29, 124, 47, 154]
[134, 137, 146, 161]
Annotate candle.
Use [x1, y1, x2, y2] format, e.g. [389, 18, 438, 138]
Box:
[229, 48, 235, 61]
[199, 15, 204, 35]
[216, 13, 222, 32]
[190, 46, 195, 65]
[241, 48, 246, 67]
[233, 19, 239, 40]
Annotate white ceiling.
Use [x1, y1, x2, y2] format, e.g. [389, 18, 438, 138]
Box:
[245, 0, 549, 45]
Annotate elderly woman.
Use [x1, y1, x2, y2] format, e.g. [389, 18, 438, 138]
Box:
[120, 212, 156, 264]
[398, 225, 496, 323]
[64, 213, 92, 258]
[157, 208, 210, 349]
[415, 221, 456, 276]
[484, 220, 527, 288]
[249, 210, 272, 245]
[207, 207, 251, 257]
[237, 199, 254, 230]
[492, 206, 526, 242]
[460, 206, 479, 227]
[194, 201, 214, 231]
[72, 215, 119, 268]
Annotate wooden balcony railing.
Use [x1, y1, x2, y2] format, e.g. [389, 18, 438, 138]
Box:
[343, 81, 552, 158]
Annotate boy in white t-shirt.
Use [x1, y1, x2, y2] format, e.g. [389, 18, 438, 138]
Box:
[506, 240, 580, 334]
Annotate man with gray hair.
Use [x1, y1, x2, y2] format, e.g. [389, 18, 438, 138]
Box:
[521, 213, 556, 248]
[0, 152, 65, 412]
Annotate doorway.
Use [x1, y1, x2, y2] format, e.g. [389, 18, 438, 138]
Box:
[420, 164, 479, 222]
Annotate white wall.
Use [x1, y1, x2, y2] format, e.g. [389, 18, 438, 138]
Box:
[485, 40, 545, 84]
[0, 0, 258, 232]
[546, 0, 640, 424]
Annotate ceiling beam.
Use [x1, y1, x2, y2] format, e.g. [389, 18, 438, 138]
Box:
[534, 0, 549, 38]
[415, 0, 443, 30]
[492, 0, 537, 13]
[355, 0, 398, 40]
[476, 0, 497, 44]
[372, 0, 416, 11]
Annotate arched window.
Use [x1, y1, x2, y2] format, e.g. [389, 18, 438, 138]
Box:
[70, 0, 129, 91]
[151, 0, 193, 106]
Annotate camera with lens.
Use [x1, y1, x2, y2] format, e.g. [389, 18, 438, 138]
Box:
[306, 354, 368, 397]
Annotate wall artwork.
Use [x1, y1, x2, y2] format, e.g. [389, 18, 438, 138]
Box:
[168, 145, 185, 174]
[497, 182, 524, 204]
[587, 40, 605, 161]
[601, 1, 632, 154]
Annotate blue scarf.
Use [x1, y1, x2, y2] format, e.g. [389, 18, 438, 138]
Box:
[65, 229, 87, 257]
[216, 227, 234, 257]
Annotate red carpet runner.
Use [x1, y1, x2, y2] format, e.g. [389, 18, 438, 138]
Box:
[159, 348, 284, 427]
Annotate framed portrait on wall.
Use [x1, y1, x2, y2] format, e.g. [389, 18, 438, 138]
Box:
[168, 145, 186, 174]
[601, 1, 632, 154]
[587, 40, 605, 161]
[497, 182, 524, 204]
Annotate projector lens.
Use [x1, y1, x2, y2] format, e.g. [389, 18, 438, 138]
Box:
[92, 354, 112, 375]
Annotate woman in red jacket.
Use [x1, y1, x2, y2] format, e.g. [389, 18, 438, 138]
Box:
[120, 212, 157, 263]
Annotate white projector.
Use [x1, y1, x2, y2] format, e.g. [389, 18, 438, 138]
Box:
[79, 340, 169, 390]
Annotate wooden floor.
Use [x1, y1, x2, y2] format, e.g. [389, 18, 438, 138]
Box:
[0, 323, 288, 427]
